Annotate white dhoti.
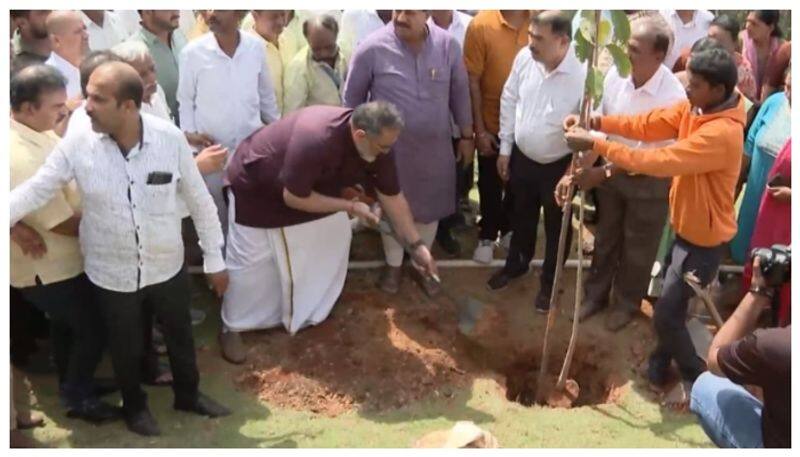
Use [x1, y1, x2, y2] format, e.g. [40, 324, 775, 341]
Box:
[222, 192, 351, 335]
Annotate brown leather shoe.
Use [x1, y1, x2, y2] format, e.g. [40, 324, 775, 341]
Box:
[605, 309, 635, 332]
[219, 331, 246, 364]
[379, 266, 402, 294]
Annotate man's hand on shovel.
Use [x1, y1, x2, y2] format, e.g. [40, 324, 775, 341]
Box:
[410, 242, 439, 281]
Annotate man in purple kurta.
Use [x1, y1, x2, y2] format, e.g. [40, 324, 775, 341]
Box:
[343, 10, 473, 296]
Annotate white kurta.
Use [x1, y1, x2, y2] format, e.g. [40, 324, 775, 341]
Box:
[222, 192, 351, 335]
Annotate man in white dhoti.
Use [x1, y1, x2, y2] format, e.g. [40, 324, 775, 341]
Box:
[220, 101, 438, 364]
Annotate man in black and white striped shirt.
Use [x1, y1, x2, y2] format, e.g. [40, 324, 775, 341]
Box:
[10, 61, 229, 437]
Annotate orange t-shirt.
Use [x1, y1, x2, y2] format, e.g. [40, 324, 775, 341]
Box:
[463, 10, 530, 135]
[594, 97, 747, 247]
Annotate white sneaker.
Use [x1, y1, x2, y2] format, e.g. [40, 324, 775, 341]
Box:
[499, 231, 513, 251]
[472, 239, 495, 264]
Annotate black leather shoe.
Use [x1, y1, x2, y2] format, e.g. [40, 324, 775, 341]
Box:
[435, 228, 461, 257]
[486, 267, 528, 291]
[125, 409, 161, 436]
[67, 398, 121, 424]
[534, 290, 551, 314]
[175, 393, 231, 418]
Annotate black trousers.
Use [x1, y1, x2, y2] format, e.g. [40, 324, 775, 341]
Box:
[92, 267, 198, 415]
[504, 147, 573, 292]
[18, 273, 104, 405]
[650, 236, 722, 382]
[476, 137, 512, 241]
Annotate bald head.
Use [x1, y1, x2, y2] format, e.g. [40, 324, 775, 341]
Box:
[46, 10, 83, 36]
[46, 10, 88, 64]
[90, 61, 143, 109]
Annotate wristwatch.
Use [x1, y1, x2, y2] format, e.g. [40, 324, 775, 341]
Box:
[749, 285, 776, 300]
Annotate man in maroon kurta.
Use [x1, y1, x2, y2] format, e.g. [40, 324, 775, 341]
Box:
[218, 102, 438, 364]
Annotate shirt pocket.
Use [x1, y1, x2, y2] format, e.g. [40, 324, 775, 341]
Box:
[424, 66, 451, 100]
[143, 181, 177, 215]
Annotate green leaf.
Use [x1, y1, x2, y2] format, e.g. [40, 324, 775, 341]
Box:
[579, 11, 596, 43]
[573, 28, 592, 63]
[610, 10, 631, 45]
[584, 68, 604, 110]
[597, 19, 612, 46]
[606, 43, 632, 78]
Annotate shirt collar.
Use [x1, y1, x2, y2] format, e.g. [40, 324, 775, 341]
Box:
[98, 114, 153, 157]
[202, 30, 243, 59]
[48, 51, 78, 71]
[388, 22, 433, 53]
[138, 25, 174, 48]
[538, 45, 580, 77]
[10, 118, 57, 149]
[631, 65, 667, 96]
[496, 10, 529, 31]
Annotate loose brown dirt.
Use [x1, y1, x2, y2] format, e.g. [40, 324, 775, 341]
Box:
[232, 265, 652, 416]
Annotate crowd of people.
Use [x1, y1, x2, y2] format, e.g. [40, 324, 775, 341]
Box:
[8, 9, 791, 448]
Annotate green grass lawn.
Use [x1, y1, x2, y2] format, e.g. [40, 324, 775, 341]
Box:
[19, 274, 712, 448]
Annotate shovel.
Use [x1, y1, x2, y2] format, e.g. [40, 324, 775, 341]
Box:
[683, 271, 725, 362]
[373, 218, 488, 336]
[341, 187, 489, 336]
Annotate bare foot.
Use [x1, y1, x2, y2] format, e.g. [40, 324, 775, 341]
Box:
[662, 381, 692, 412]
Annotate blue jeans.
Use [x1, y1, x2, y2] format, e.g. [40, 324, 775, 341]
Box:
[690, 371, 764, 448]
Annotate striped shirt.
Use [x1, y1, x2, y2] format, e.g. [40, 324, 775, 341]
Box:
[10, 113, 225, 293]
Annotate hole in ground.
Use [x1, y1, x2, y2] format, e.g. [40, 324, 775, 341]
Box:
[503, 344, 624, 408]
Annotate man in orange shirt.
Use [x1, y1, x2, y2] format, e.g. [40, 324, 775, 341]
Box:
[463, 10, 529, 264]
[563, 48, 745, 408]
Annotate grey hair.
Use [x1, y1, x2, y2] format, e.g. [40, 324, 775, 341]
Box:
[302, 14, 339, 37]
[630, 14, 673, 58]
[111, 40, 151, 65]
[351, 101, 405, 136]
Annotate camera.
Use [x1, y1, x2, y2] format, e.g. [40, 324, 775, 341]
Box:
[750, 244, 791, 288]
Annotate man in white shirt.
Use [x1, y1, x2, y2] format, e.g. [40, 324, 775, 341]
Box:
[337, 9, 392, 60]
[177, 10, 280, 235]
[559, 16, 687, 331]
[10, 62, 230, 437]
[44, 10, 89, 99]
[660, 10, 714, 70]
[81, 10, 129, 51]
[490, 11, 586, 313]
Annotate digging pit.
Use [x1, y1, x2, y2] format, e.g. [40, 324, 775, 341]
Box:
[233, 269, 640, 415]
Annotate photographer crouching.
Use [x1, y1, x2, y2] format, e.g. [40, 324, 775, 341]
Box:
[689, 245, 791, 448]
